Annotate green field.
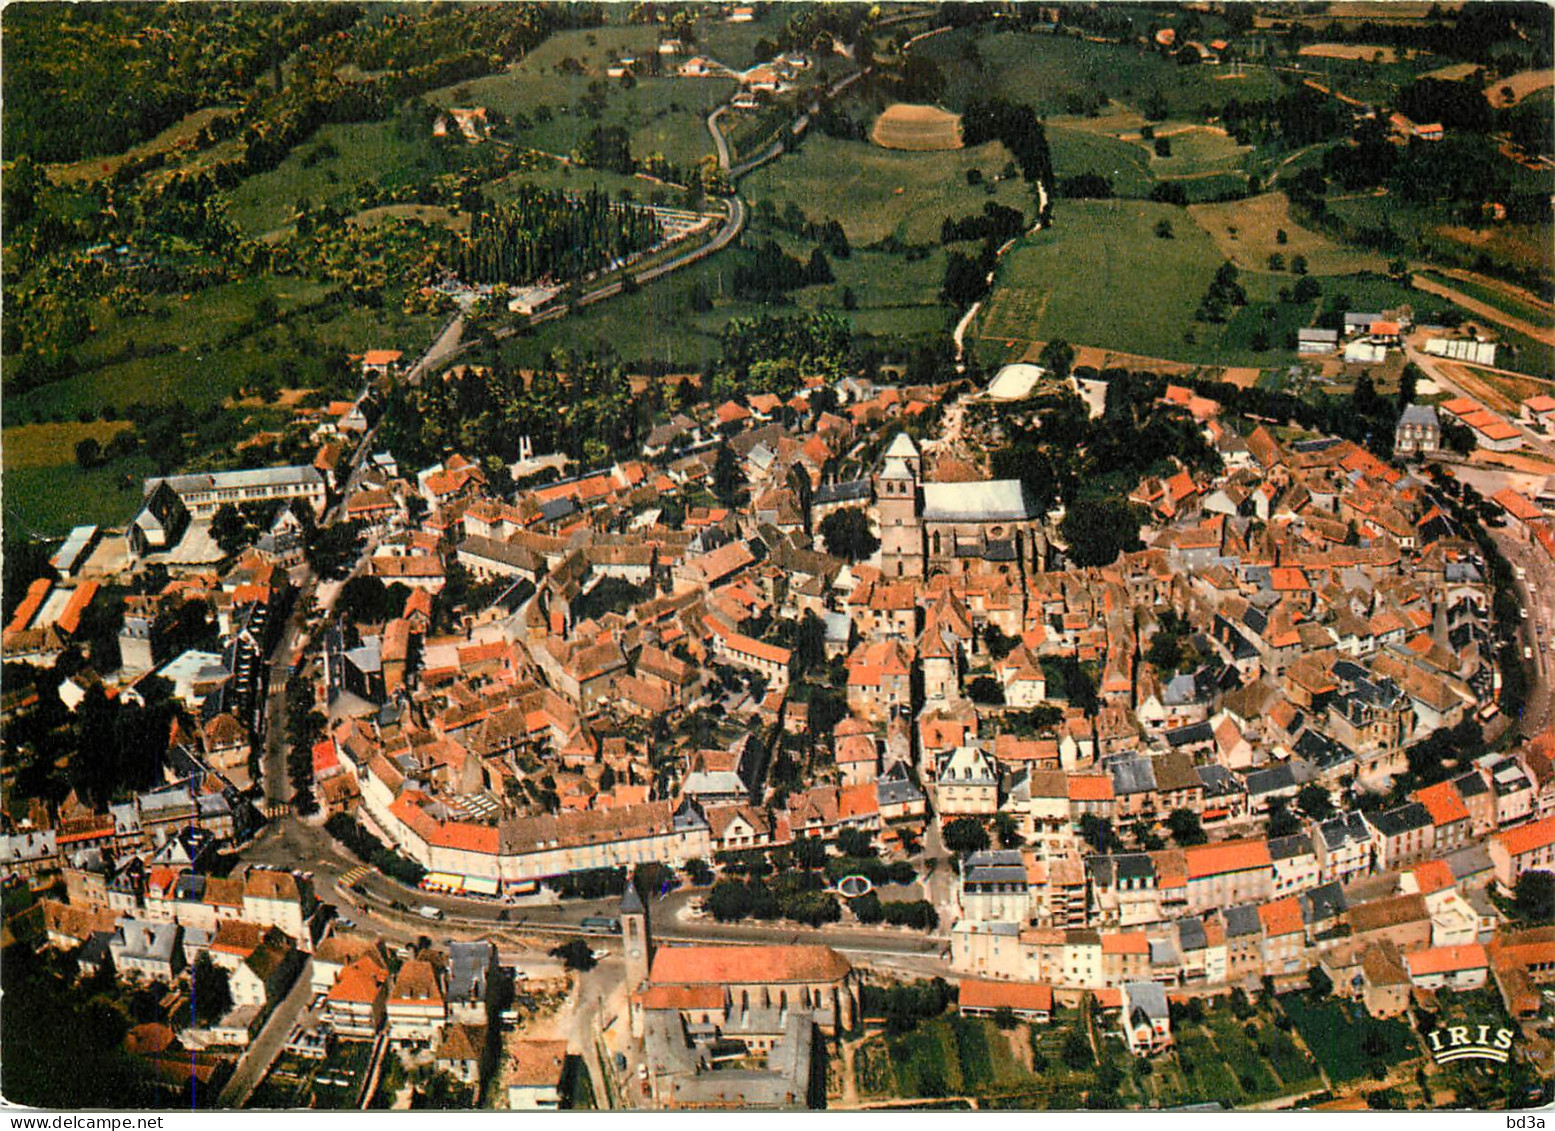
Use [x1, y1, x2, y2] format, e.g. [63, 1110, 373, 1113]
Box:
[424, 26, 734, 171]
[1048, 125, 1155, 198]
[225, 119, 466, 236]
[1150, 126, 1251, 179]
[1279, 995, 1419, 1085]
[1190, 192, 1389, 276]
[975, 198, 1253, 365]
[742, 135, 1027, 246]
[917, 28, 1279, 120]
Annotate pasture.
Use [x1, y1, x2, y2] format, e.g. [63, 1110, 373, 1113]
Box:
[2, 421, 134, 468]
[974, 198, 1232, 365]
[916, 28, 1278, 121]
[1189, 192, 1388, 275]
[872, 103, 964, 151]
[1148, 125, 1250, 179]
[225, 119, 458, 235]
[741, 134, 1026, 245]
[1047, 124, 1155, 198]
[424, 26, 734, 170]
[43, 106, 234, 186]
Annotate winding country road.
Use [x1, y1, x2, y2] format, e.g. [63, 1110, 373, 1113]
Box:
[1411, 272, 1555, 348]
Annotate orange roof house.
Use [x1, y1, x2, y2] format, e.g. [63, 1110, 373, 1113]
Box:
[959, 978, 1053, 1018]
[1184, 838, 1272, 879]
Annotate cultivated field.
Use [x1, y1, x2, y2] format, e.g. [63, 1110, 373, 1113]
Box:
[1485, 68, 1555, 106]
[872, 103, 963, 151]
[43, 106, 234, 185]
[1189, 192, 1388, 275]
[740, 134, 1025, 245]
[1298, 43, 1400, 63]
[1420, 62, 1481, 81]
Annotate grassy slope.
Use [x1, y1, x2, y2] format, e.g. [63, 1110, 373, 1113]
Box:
[1190, 192, 1388, 275]
[918, 27, 1277, 119]
[976, 198, 1226, 362]
[426, 26, 733, 170]
[225, 120, 452, 235]
[740, 134, 1027, 245]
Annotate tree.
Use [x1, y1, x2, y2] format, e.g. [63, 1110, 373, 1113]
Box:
[1267, 796, 1301, 838]
[1307, 964, 1333, 1000]
[968, 676, 1004, 705]
[1297, 783, 1334, 819]
[713, 441, 744, 507]
[1291, 255, 1309, 275]
[413, 1073, 476, 1110]
[1062, 1030, 1093, 1070]
[818, 507, 879, 563]
[1514, 870, 1555, 923]
[209, 504, 249, 558]
[190, 953, 232, 1026]
[1155, 218, 1175, 239]
[74, 437, 103, 469]
[942, 817, 990, 856]
[1061, 499, 1144, 567]
[307, 521, 361, 580]
[1154, 136, 1172, 158]
[1037, 338, 1075, 380]
[550, 939, 597, 971]
[1166, 808, 1206, 846]
[994, 811, 1021, 848]
[837, 827, 875, 859]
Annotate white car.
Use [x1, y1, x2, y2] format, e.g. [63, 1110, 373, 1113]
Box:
[591, 948, 611, 962]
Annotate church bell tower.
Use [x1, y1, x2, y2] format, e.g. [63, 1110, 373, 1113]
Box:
[875, 432, 923, 579]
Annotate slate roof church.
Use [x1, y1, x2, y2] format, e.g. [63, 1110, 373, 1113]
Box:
[874, 433, 1046, 579]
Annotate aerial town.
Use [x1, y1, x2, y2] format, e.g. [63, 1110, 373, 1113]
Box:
[2, 0, 1554, 1115]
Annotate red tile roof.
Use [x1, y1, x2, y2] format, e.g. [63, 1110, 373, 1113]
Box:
[959, 978, 1053, 1014]
[1406, 943, 1488, 977]
[1184, 838, 1272, 879]
[1496, 816, 1555, 858]
[1413, 780, 1469, 828]
[649, 944, 850, 986]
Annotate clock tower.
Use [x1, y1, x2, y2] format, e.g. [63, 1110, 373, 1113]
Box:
[621, 879, 650, 993]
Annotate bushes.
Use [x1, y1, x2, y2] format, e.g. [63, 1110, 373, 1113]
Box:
[548, 867, 626, 901]
[706, 872, 840, 926]
[324, 814, 425, 886]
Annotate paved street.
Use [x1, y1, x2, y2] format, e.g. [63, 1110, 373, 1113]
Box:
[217, 956, 316, 1108]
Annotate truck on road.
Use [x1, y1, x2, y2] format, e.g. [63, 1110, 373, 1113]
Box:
[418, 905, 444, 921]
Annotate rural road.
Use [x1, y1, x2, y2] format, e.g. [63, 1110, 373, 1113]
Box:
[217, 957, 316, 1108]
[1411, 273, 1555, 347]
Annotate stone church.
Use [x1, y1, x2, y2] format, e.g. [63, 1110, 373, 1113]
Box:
[873, 433, 1045, 580]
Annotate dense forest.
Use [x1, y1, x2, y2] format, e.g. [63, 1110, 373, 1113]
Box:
[454, 185, 663, 285]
